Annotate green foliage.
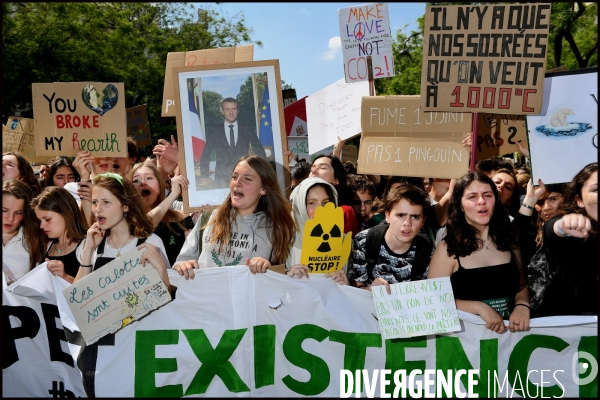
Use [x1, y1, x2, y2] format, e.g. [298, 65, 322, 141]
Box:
[201, 90, 224, 126]
[375, 2, 597, 95]
[2, 2, 260, 141]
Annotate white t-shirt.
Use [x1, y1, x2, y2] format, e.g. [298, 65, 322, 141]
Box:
[91, 233, 171, 269]
[3, 227, 32, 282]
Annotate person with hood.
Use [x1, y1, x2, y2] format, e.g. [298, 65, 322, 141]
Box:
[286, 177, 350, 285]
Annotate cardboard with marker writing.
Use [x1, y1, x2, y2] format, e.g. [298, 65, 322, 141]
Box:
[161, 45, 254, 117]
[32, 82, 127, 157]
[61, 247, 171, 346]
[475, 113, 527, 159]
[2, 116, 54, 164]
[300, 202, 352, 274]
[421, 4, 551, 114]
[357, 96, 472, 179]
[126, 105, 151, 147]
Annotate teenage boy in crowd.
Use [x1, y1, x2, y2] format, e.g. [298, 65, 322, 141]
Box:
[348, 174, 376, 232]
[350, 183, 433, 294]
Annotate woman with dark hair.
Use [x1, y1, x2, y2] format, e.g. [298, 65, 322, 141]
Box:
[174, 156, 296, 277]
[428, 172, 529, 334]
[309, 154, 358, 236]
[3, 179, 47, 283]
[492, 168, 520, 218]
[32, 186, 89, 283]
[45, 158, 79, 189]
[2, 151, 42, 196]
[530, 162, 597, 317]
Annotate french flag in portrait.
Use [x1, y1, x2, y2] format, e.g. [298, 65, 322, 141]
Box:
[188, 79, 205, 163]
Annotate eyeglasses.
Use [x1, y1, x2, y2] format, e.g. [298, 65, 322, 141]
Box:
[351, 200, 373, 206]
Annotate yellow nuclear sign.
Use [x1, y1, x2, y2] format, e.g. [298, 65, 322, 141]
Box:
[300, 202, 352, 273]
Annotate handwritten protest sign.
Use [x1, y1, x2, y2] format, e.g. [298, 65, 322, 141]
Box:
[372, 276, 461, 339]
[287, 137, 334, 166]
[2, 116, 53, 164]
[300, 202, 352, 273]
[126, 105, 151, 147]
[527, 69, 597, 184]
[476, 113, 527, 159]
[162, 45, 253, 116]
[357, 96, 472, 178]
[61, 247, 171, 345]
[338, 3, 394, 83]
[421, 4, 551, 114]
[306, 78, 369, 154]
[32, 82, 127, 157]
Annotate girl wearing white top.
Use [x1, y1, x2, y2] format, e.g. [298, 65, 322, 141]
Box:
[2, 180, 47, 283]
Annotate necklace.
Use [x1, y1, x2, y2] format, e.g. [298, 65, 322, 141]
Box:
[482, 237, 491, 250]
[110, 234, 132, 257]
[55, 241, 68, 254]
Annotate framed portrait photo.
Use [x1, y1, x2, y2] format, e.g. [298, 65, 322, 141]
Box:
[172, 60, 289, 212]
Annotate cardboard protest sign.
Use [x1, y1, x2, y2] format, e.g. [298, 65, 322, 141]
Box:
[341, 144, 358, 163]
[32, 82, 127, 157]
[126, 105, 151, 147]
[161, 44, 254, 117]
[338, 3, 394, 83]
[2, 116, 53, 164]
[527, 69, 597, 184]
[306, 78, 369, 154]
[357, 96, 472, 178]
[61, 247, 171, 345]
[476, 113, 527, 159]
[372, 277, 461, 339]
[300, 202, 352, 273]
[421, 4, 551, 114]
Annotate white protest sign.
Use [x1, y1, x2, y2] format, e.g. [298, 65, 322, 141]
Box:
[526, 69, 597, 184]
[306, 78, 369, 154]
[338, 3, 394, 83]
[372, 277, 461, 339]
[61, 247, 171, 345]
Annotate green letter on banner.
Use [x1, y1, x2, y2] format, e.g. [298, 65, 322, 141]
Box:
[183, 328, 250, 395]
[385, 336, 427, 397]
[254, 325, 276, 388]
[282, 324, 330, 395]
[134, 330, 183, 397]
[329, 330, 382, 394]
[436, 336, 498, 397]
[508, 334, 568, 398]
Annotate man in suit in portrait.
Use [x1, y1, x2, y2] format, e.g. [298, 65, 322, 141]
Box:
[199, 97, 266, 188]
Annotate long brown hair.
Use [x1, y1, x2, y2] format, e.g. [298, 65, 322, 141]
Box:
[209, 156, 295, 265]
[31, 186, 88, 244]
[131, 163, 187, 235]
[92, 174, 154, 238]
[557, 162, 598, 235]
[3, 179, 47, 271]
[3, 151, 42, 196]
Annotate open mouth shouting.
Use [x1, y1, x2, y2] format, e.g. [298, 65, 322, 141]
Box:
[140, 188, 152, 198]
[96, 215, 107, 225]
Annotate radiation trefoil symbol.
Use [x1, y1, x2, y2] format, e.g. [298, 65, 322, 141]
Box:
[300, 202, 352, 273]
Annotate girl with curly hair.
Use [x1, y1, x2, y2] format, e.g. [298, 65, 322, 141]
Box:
[428, 172, 529, 334]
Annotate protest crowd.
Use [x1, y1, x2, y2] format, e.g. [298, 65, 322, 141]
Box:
[2, 2, 598, 397]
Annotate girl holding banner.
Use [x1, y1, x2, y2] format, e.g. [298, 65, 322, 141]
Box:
[428, 172, 530, 334]
[173, 155, 295, 277]
[31, 186, 89, 284]
[73, 173, 171, 287]
[2, 179, 46, 284]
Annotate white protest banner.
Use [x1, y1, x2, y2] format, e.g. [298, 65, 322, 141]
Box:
[526, 69, 597, 184]
[3, 268, 86, 398]
[8, 266, 599, 397]
[372, 277, 461, 339]
[338, 3, 394, 83]
[32, 82, 127, 157]
[61, 247, 171, 345]
[306, 78, 369, 154]
[421, 4, 551, 114]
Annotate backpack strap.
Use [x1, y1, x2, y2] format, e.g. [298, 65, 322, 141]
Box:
[410, 233, 433, 280]
[365, 224, 389, 281]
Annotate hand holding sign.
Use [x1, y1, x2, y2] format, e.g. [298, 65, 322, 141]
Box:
[300, 202, 352, 273]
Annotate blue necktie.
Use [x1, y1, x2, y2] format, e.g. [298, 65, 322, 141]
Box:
[229, 124, 235, 148]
